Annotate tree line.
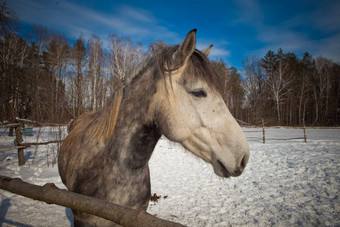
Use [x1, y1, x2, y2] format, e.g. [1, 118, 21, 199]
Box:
[1, 2, 339, 126]
[241, 50, 340, 126]
[0, 2, 146, 123]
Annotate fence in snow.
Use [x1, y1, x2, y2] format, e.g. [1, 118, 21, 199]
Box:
[1, 118, 308, 166]
[0, 118, 67, 166]
[0, 118, 311, 226]
[242, 118, 307, 144]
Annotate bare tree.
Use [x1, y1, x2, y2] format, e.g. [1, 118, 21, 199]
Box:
[263, 49, 293, 124]
[107, 35, 146, 94]
[71, 37, 86, 117]
[315, 56, 332, 124]
[242, 56, 267, 124]
[87, 35, 104, 111]
[44, 33, 70, 121]
[0, 1, 18, 37]
[295, 52, 313, 125]
[0, 35, 30, 125]
[225, 67, 244, 119]
[0, 2, 18, 121]
[28, 25, 49, 121]
[211, 59, 228, 102]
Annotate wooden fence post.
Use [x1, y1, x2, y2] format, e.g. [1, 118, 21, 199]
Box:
[14, 124, 25, 166]
[262, 118, 265, 144]
[303, 118, 307, 143]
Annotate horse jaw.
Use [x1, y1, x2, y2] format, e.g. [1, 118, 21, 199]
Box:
[180, 102, 250, 178]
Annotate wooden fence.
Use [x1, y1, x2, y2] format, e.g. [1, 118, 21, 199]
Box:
[2, 118, 308, 165]
[0, 175, 184, 227]
[243, 118, 307, 144]
[0, 118, 66, 166]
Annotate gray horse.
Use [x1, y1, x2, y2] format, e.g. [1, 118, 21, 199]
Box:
[58, 29, 250, 226]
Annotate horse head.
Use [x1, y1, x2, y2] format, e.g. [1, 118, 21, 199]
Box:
[150, 29, 250, 178]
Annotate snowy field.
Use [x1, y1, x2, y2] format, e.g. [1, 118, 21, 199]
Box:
[0, 127, 339, 226]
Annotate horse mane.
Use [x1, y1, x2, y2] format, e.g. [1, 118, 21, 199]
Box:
[67, 54, 156, 145]
[68, 42, 222, 145]
[90, 88, 123, 143]
[68, 89, 123, 145]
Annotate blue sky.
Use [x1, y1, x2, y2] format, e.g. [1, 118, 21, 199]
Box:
[7, 0, 340, 69]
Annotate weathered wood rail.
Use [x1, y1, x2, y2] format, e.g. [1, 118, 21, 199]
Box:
[0, 175, 185, 227]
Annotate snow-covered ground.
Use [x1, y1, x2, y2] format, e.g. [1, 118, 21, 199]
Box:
[0, 127, 339, 226]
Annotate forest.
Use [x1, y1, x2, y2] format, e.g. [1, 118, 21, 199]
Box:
[1, 2, 339, 126]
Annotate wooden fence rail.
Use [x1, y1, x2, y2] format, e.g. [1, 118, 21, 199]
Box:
[21, 140, 64, 147]
[0, 175, 184, 227]
[0, 123, 21, 128]
[15, 117, 69, 127]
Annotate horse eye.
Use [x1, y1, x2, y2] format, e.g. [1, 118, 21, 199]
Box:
[190, 89, 207, 98]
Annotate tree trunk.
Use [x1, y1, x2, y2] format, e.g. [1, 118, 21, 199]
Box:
[76, 65, 82, 117]
[92, 70, 97, 111]
[313, 88, 319, 125]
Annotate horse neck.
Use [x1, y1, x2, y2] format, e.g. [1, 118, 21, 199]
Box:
[106, 59, 162, 170]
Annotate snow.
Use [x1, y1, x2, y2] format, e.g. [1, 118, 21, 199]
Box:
[0, 127, 339, 226]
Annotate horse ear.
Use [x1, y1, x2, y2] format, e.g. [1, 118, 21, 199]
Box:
[201, 45, 213, 56]
[175, 29, 197, 64]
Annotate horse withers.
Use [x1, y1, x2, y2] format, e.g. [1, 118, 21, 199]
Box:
[58, 29, 250, 226]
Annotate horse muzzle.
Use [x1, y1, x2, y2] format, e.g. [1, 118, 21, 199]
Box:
[211, 152, 249, 178]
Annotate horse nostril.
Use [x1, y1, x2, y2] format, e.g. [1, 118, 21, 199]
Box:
[240, 154, 248, 170]
[231, 155, 249, 177]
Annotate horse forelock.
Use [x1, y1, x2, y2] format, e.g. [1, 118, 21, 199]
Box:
[185, 50, 224, 95]
[153, 43, 223, 95]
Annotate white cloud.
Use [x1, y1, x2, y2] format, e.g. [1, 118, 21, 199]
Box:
[314, 33, 340, 63]
[8, 0, 178, 45]
[257, 25, 310, 50]
[118, 5, 156, 24]
[197, 40, 231, 58]
[232, 0, 340, 61]
[210, 48, 231, 57]
[288, 1, 340, 34]
[232, 0, 264, 26]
